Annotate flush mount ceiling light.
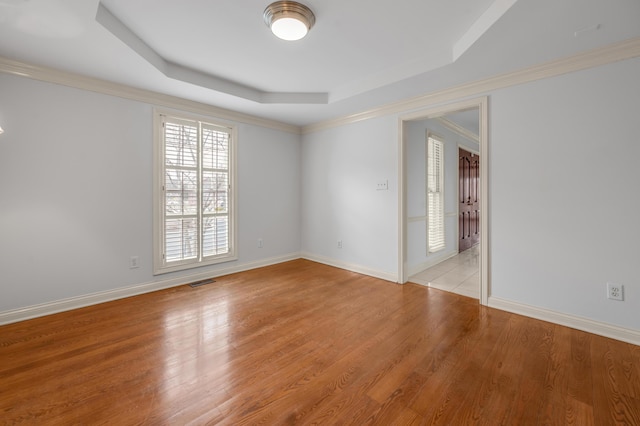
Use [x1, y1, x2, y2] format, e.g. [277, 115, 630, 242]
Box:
[264, 1, 315, 41]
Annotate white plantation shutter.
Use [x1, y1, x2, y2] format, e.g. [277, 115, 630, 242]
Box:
[427, 134, 445, 253]
[164, 119, 199, 262]
[155, 113, 236, 274]
[201, 123, 230, 257]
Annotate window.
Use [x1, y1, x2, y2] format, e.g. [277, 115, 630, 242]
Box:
[427, 133, 445, 253]
[154, 111, 236, 274]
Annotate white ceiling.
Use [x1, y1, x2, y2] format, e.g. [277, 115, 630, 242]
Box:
[97, 0, 501, 102]
[1, 0, 639, 126]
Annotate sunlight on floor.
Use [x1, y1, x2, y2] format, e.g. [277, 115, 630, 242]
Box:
[409, 245, 479, 299]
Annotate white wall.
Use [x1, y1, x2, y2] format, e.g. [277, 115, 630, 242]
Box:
[0, 74, 301, 313]
[300, 117, 398, 279]
[237, 123, 301, 261]
[300, 57, 640, 332]
[405, 119, 479, 274]
[1, 55, 638, 335]
[490, 58, 640, 330]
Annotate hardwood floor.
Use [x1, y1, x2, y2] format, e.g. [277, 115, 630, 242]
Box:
[1, 259, 638, 425]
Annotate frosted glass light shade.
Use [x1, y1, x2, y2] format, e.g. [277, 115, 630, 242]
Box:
[271, 17, 308, 41]
[0, 126, 4, 135]
[264, 1, 315, 41]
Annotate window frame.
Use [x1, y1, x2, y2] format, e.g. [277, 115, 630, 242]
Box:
[153, 109, 237, 275]
[426, 131, 445, 254]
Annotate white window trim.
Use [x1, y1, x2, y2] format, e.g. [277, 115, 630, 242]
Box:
[153, 109, 238, 275]
[426, 131, 445, 254]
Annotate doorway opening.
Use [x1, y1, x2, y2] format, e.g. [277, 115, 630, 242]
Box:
[398, 97, 488, 305]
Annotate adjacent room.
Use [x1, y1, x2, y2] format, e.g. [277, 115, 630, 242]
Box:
[1, 0, 639, 423]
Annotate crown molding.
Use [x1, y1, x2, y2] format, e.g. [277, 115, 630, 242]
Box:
[3, 36, 639, 136]
[0, 56, 301, 135]
[436, 117, 479, 143]
[303, 36, 640, 134]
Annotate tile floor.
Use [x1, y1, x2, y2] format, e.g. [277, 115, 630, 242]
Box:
[409, 245, 479, 299]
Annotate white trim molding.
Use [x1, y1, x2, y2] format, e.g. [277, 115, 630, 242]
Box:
[407, 215, 427, 223]
[398, 96, 489, 306]
[0, 252, 400, 325]
[0, 253, 300, 325]
[300, 252, 397, 283]
[437, 117, 479, 143]
[304, 36, 640, 134]
[2, 36, 639, 136]
[489, 297, 640, 346]
[0, 56, 300, 135]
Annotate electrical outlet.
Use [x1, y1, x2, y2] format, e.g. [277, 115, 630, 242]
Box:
[258, 238, 263, 248]
[129, 256, 139, 269]
[337, 240, 342, 249]
[607, 282, 624, 301]
[376, 180, 389, 191]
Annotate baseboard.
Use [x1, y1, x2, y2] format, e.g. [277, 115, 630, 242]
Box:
[300, 252, 397, 283]
[406, 250, 458, 277]
[0, 253, 301, 325]
[488, 297, 640, 346]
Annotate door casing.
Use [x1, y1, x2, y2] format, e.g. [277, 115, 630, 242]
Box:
[398, 97, 489, 305]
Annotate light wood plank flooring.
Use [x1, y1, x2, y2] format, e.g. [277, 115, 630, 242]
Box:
[1, 259, 638, 424]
